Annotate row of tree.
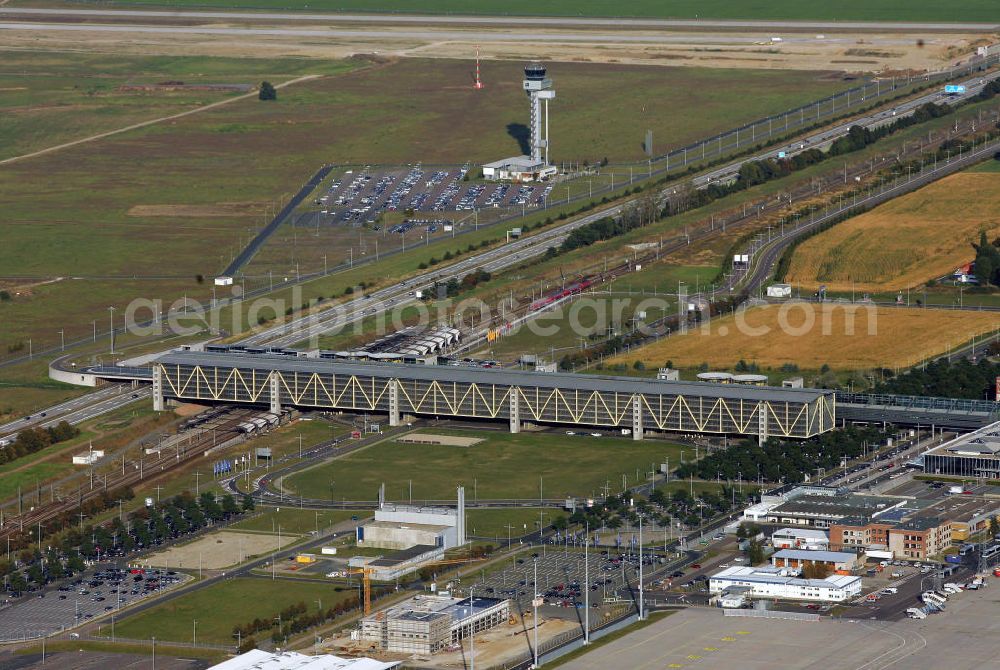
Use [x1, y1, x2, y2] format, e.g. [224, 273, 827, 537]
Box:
[4, 491, 255, 594]
[873, 357, 1000, 400]
[0, 421, 79, 465]
[675, 425, 893, 485]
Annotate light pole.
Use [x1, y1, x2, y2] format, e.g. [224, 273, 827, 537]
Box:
[638, 514, 645, 620]
[108, 306, 116, 354]
[469, 585, 475, 670]
[533, 558, 539, 668]
[584, 520, 590, 644]
[193, 619, 198, 646]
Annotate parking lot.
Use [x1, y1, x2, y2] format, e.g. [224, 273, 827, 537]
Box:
[463, 543, 682, 615]
[314, 165, 553, 227]
[0, 566, 190, 641]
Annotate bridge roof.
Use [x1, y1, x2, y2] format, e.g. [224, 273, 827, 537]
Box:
[156, 351, 832, 404]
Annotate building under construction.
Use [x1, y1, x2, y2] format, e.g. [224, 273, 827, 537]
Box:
[360, 595, 510, 655]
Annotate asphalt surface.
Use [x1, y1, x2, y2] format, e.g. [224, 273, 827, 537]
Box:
[0, 567, 191, 642]
[1, 8, 997, 31]
[0, 385, 148, 440]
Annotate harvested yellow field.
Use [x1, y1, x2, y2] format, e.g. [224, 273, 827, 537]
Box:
[785, 172, 1000, 292]
[614, 304, 1000, 370]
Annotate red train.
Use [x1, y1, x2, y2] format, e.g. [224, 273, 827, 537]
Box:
[530, 278, 594, 311]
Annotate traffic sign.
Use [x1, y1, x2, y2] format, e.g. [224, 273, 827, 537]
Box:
[944, 84, 966, 94]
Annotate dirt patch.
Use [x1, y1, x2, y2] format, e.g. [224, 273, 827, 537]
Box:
[397, 433, 484, 447]
[173, 403, 208, 418]
[145, 530, 297, 570]
[127, 203, 263, 218]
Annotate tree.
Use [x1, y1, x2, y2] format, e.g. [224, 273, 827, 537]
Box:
[747, 540, 765, 566]
[259, 81, 277, 101]
[990, 515, 1000, 539]
[801, 561, 833, 579]
[0, 290, 10, 302]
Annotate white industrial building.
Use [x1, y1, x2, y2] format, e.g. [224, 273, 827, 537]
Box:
[709, 566, 861, 602]
[766, 283, 792, 298]
[481, 156, 555, 182]
[207, 650, 400, 670]
[361, 594, 510, 654]
[72, 448, 104, 465]
[357, 488, 466, 551]
[771, 528, 830, 550]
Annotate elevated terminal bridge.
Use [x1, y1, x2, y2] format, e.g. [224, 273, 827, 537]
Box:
[152, 351, 835, 442]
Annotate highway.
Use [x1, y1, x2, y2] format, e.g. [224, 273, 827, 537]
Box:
[240, 65, 1000, 350]
[0, 384, 148, 440]
[1, 8, 996, 32]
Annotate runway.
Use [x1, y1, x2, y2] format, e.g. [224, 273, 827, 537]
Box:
[0, 20, 926, 45]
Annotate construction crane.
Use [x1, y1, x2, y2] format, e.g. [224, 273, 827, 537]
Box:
[345, 555, 485, 616]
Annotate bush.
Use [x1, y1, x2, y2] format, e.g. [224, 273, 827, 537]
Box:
[258, 81, 277, 101]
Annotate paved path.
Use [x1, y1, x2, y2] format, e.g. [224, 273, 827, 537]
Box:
[0, 74, 320, 167]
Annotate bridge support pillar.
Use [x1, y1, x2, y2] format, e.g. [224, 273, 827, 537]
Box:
[509, 387, 520, 434]
[389, 379, 400, 427]
[270, 372, 281, 414]
[758, 401, 768, 446]
[152, 365, 164, 412]
[632, 395, 644, 440]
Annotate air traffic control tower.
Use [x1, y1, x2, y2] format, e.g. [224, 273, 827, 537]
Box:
[523, 62, 555, 165]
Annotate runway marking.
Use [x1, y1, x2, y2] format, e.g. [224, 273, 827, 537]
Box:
[702, 646, 717, 651]
[721, 636, 736, 641]
[668, 664, 683, 668]
[686, 654, 701, 660]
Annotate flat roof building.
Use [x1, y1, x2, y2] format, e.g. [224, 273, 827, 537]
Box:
[709, 566, 861, 602]
[361, 595, 510, 655]
[923, 421, 1000, 478]
[481, 156, 557, 182]
[771, 528, 830, 550]
[771, 548, 858, 573]
[207, 650, 400, 670]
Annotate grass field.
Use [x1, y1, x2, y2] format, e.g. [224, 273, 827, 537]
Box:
[970, 159, 1000, 173]
[784, 171, 1000, 292]
[0, 52, 339, 161]
[0, 54, 850, 363]
[108, 577, 353, 644]
[57, 0, 999, 22]
[611, 304, 1000, 371]
[230, 508, 365, 535]
[466, 508, 554, 540]
[286, 429, 686, 502]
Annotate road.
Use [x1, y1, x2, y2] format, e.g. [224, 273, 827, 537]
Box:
[1, 8, 996, 32]
[0, 385, 149, 440]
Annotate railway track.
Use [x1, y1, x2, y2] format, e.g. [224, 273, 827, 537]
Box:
[0, 408, 257, 548]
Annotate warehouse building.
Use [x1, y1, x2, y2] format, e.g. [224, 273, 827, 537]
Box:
[358, 489, 466, 551]
[749, 490, 907, 528]
[771, 528, 830, 550]
[771, 549, 858, 573]
[923, 421, 1000, 478]
[207, 650, 400, 670]
[361, 595, 510, 654]
[709, 566, 861, 602]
